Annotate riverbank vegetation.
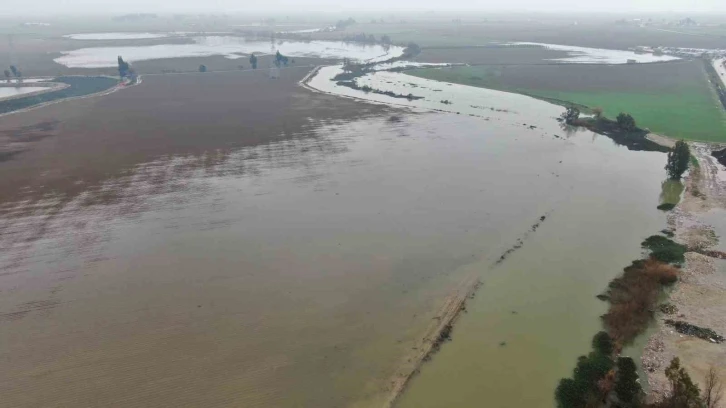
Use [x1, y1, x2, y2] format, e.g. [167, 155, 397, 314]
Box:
[558, 107, 669, 152]
[0, 76, 118, 115]
[332, 43, 423, 100]
[666, 141, 691, 180]
[407, 60, 726, 142]
[556, 231, 694, 408]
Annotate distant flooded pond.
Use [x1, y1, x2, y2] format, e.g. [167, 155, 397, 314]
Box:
[509, 42, 680, 64]
[55, 36, 404, 68]
[64, 32, 172, 40]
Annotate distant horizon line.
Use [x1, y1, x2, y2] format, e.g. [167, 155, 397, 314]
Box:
[2, 10, 726, 18]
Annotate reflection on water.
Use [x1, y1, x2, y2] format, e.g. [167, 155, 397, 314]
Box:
[64, 32, 171, 40]
[55, 37, 404, 68]
[660, 179, 685, 206]
[0, 86, 48, 99]
[307, 65, 564, 127]
[1, 106, 667, 407]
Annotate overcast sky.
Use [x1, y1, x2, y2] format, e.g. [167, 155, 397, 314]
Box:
[4, 0, 726, 16]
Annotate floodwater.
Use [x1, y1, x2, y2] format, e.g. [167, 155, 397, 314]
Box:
[55, 37, 404, 68]
[0, 86, 47, 99]
[64, 32, 171, 40]
[511, 42, 681, 64]
[2, 67, 669, 407]
[308, 67, 668, 407]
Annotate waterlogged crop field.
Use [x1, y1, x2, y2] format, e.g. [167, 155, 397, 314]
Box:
[408, 60, 726, 142]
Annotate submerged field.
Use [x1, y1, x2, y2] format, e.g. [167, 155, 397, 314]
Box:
[408, 60, 726, 142]
[2, 16, 723, 408]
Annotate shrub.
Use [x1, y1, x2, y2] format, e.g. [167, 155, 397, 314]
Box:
[616, 113, 636, 131]
[657, 203, 676, 211]
[603, 259, 680, 344]
[642, 235, 687, 264]
[665, 357, 703, 408]
[555, 334, 616, 408]
[592, 331, 614, 356]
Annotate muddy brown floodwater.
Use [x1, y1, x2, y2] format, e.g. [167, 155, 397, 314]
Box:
[1, 65, 668, 407]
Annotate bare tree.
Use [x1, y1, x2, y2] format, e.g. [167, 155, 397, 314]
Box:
[705, 366, 724, 408]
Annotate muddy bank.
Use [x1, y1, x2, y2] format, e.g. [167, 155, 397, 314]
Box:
[641, 144, 726, 403]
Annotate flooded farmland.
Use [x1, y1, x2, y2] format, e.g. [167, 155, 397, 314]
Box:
[0, 64, 670, 407]
[54, 37, 404, 68]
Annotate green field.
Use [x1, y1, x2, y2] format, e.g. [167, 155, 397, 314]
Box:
[408, 61, 726, 142]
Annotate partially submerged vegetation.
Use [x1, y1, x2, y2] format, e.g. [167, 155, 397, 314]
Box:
[602, 258, 679, 345]
[556, 229, 697, 408]
[331, 43, 423, 100]
[559, 107, 669, 152]
[642, 235, 687, 264]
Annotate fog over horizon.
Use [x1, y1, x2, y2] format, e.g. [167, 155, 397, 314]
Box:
[2, 0, 726, 17]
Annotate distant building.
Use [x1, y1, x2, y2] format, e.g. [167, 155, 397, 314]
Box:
[627, 59, 637, 64]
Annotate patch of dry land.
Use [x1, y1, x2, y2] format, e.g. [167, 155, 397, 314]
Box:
[642, 143, 726, 402]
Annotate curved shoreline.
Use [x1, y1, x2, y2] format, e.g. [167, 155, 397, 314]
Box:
[0, 82, 70, 102]
[0, 76, 127, 119]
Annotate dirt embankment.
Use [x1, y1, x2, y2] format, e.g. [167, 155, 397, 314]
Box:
[642, 143, 726, 402]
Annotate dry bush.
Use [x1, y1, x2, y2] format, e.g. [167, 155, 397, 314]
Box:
[705, 366, 724, 408]
[602, 258, 680, 345]
[642, 258, 680, 284]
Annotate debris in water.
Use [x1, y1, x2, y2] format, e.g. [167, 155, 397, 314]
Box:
[494, 212, 551, 266]
[664, 319, 725, 343]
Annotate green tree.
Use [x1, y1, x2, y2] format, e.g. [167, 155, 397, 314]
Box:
[274, 51, 288, 67]
[665, 357, 702, 408]
[614, 357, 642, 406]
[616, 113, 636, 132]
[556, 378, 586, 408]
[117, 56, 130, 79]
[555, 350, 614, 408]
[10, 65, 18, 77]
[3, 69, 10, 82]
[592, 331, 614, 356]
[199, 64, 207, 72]
[665, 140, 691, 180]
[561, 107, 580, 124]
[249, 53, 258, 69]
